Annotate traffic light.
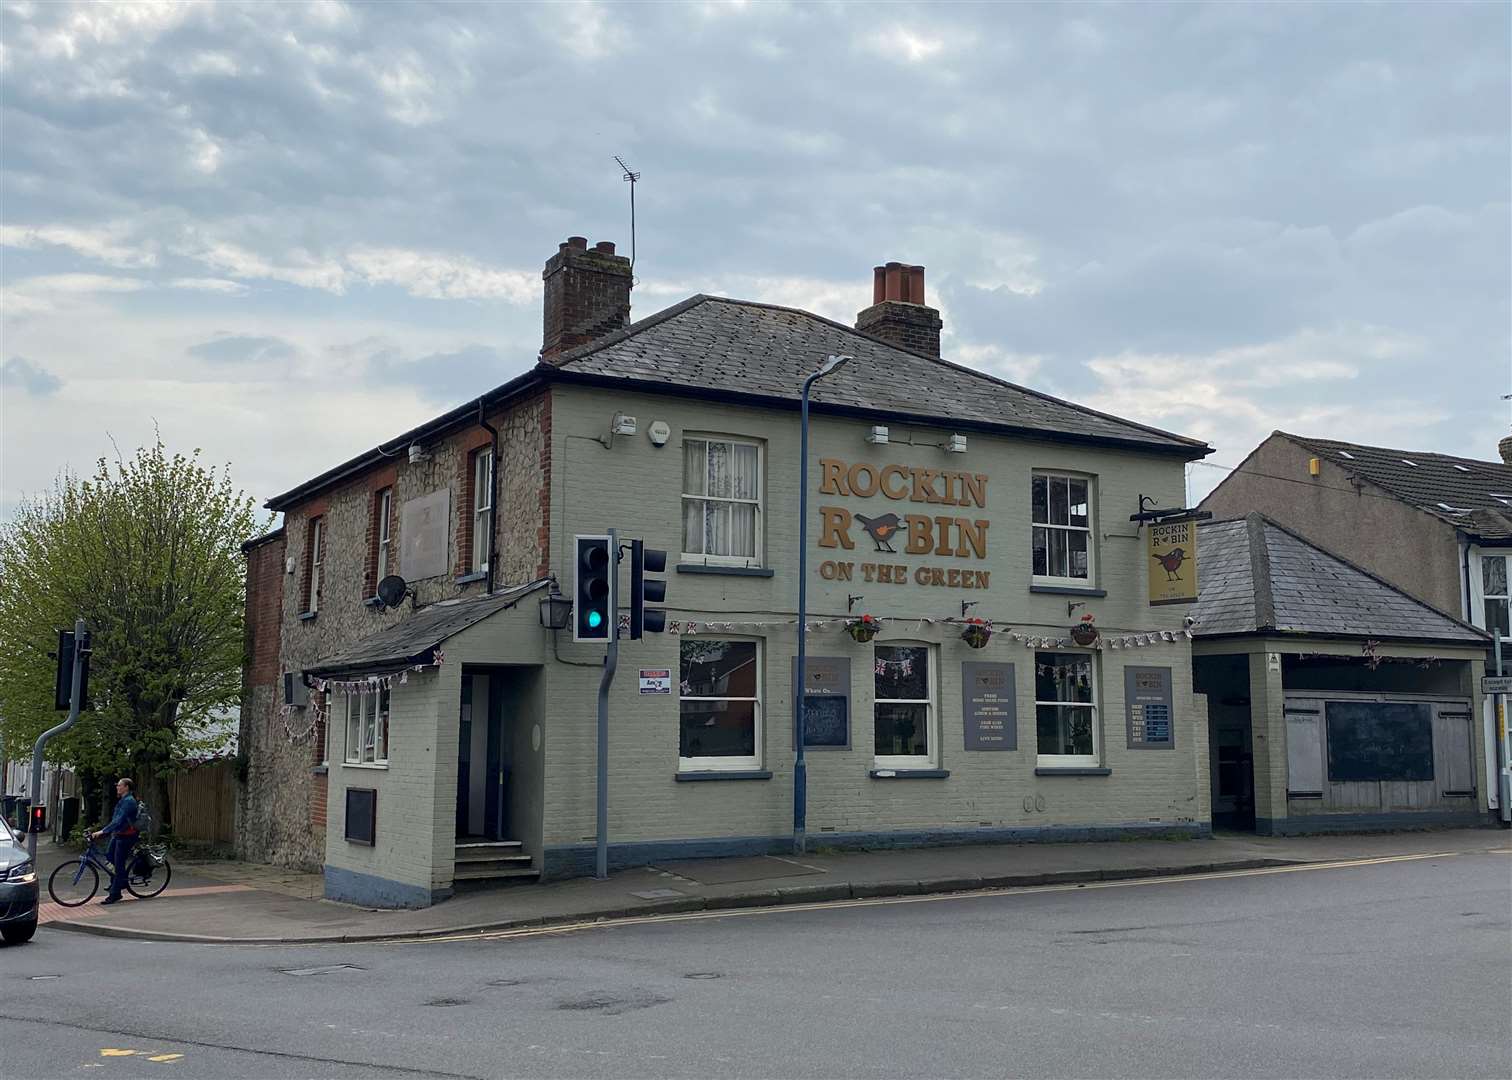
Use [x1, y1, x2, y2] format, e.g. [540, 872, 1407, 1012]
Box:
[29, 804, 46, 834]
[629, 540, 668, 639]
[52, 628, 92, 712]
[573, 535, 616, 642]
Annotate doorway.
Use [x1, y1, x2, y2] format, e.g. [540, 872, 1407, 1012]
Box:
[1195, 654, 1256, 831]
[456, 671, 506, 841]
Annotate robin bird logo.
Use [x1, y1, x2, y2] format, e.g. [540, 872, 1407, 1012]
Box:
[855, 513, 907, 553]
[1152, 547, 1188, 581]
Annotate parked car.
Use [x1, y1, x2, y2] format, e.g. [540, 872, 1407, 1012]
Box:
[0, 814, 38, 945]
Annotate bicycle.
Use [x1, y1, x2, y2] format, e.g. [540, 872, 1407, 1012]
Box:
[47, 835, 172, 907]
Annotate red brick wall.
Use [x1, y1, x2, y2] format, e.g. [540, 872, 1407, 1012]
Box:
[310, 772, 328, 831]
[361, 464, 398, 599]
[245, 533, 286, 690]
[454, 428, 494, 577]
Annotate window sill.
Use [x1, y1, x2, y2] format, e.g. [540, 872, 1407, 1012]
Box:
[455, 571, 488, 585]
[676, 563, 775, 578]
[869, 768, 950, 780]
[341, 762, 390, 771]
[298, 611, 318, 622]
[312, 765, 328, 776]
[674, 770, 773, 782]
[1029, 584, 1107, 598]
[1034, 766, 1111, 777]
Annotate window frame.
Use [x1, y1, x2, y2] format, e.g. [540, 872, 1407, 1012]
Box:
[471, 449, 494, 575]
[1030, 472, 1095, 587]
[1472, 550, 1509, 639]
[872, 641, 939, 770]
[680, 435, 764, 567]
[375, 488, 393, 586]
[342, 688, 391, 768]
[677, 636, 763, 773]
[1034, 650, 1100, 767]
[306, 517, 325, 614]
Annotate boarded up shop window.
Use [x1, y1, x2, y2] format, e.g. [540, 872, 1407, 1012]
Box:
[1325, 701, 1433, 782]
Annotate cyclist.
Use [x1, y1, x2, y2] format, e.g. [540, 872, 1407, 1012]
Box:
[87, 778, 139, 905]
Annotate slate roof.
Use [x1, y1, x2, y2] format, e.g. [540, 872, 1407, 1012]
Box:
[1192, 513, 1487, 645]
[551, 295, 1208, 454]
[1278, 432, 1512, 541]
[304, 580, 549, 676]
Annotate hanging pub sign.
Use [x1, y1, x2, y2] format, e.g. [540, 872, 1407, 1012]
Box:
[1148, 518, 1198, 606]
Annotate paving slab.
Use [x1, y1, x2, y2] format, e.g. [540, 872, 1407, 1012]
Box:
[43, 827, 1510, 945]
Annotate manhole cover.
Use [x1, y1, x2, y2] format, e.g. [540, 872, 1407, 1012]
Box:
[280, 964, 362, 977]
[684, 972, 722, 980]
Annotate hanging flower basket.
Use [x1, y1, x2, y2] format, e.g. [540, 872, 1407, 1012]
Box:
[846, 614, 881, 643]
[960, 618, 993, 649]
[1070, 613, 1099, 646]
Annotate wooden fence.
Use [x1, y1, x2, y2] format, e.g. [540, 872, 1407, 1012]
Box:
[169, 759, 237, 847]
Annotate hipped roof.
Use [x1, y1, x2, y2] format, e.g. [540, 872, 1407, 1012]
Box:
[1192, 513, 1487, 646]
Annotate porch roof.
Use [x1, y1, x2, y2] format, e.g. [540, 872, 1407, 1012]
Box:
[304, 579, 550, 677]
[1191, 514, 1488, 646]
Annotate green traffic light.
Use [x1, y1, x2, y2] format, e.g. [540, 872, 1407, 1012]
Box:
[587, 610, 603, 629]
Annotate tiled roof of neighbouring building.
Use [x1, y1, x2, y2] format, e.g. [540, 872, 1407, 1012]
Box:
[552, 295, 1208, 454]
[1277, 432, 1512, 540]
[1192, 513, 1487, 645]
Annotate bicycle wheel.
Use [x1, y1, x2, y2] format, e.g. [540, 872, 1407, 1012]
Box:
[126, 854, 170, 899]
[48, 860, 99, 907]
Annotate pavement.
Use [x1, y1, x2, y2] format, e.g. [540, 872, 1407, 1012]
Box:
[31, 825, 1511, 946]
[6, 849, 1509, 1079]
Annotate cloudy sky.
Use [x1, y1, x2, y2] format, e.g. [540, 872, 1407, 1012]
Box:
[2, 1, 1508, 519]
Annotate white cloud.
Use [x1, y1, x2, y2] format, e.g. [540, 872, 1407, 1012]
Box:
[189, 128, 223, 175]
[861, 25, 949, 64]
[0, 223, 157, 268]
[169, 277, 249, 294]
[345, 248, 537, 302]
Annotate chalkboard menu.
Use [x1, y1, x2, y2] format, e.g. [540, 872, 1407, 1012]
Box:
[791, 656, 851, 749]
[345, 787, 377, 846]
[1325, 701, 1432, 782]
[1125, 666, 1175, 749]
[962, 662, 1017, 750]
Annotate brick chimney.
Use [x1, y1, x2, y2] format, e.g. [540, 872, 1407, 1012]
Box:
[855, 262, 943, 359]
[1500, 435, 1512, 465]
[541, 236, 632, 362]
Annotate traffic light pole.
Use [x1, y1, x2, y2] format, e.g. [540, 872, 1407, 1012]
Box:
[595, 529, 619, 880]
[28, 617, 87, 860]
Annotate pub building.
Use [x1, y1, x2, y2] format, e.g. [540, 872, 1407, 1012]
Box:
[239, 241, 1215, 908]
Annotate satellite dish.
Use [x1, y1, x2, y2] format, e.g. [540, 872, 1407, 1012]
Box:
[376, 575, 409, 609]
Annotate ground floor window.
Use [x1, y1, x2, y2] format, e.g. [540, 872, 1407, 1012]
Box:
[343, 688, 390, 766]
[679, 639, 761, 770]
[874, 644, 936, 768]
[1035, 652, 1098, 765]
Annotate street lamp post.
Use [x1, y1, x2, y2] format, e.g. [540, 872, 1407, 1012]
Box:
[795, 353, 853, 856]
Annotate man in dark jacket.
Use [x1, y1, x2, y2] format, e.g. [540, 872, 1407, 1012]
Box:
[88, 778, 139, 905]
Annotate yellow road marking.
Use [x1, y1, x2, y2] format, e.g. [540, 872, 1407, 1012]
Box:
[391, 849, 1483, 946]
[100, 1050, 140, 1057]
[146, 1054, 183, 1063]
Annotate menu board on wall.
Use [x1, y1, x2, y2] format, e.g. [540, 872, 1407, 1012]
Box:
[791, 656, 850, 749]
[1125, 666, 1175, 749]
[962, 662, 1017, 750]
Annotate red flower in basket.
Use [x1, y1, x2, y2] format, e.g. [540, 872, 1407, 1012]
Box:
[1070, 612, 1099, 646]
[846, 614, 881, 643]
[960, 617, 993, 649]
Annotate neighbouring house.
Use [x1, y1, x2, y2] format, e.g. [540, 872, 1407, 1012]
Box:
[1200, 432, 1512, 818]
[239, 240, 1218, 909]
[1191, 514, 1489, 834]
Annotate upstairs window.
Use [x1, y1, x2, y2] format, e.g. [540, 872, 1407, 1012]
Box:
[471, 449, 494, 575]
[682, 437, 762, 564]
[1032, 473, 1093, 583]
[1482, 555, 1509, 638]
[374, 488, 393, 585]
[303, 517, 325, 614]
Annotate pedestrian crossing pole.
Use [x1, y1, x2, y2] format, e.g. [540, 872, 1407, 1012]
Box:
[28, 617, 88, 860]
[1496, 633, 1510, 826]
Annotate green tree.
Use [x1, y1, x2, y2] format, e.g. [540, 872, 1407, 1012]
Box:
[0, 440, 266, 830]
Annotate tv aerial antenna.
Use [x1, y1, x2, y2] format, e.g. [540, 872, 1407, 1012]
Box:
[614, 155, 640, 275]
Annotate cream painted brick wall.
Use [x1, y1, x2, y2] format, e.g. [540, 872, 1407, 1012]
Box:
[542, 386, 1208, 847]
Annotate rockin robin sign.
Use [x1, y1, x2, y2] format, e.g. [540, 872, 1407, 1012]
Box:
[1148, 519, 1198, 606]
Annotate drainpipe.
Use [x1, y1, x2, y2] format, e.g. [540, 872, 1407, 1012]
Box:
[476, 399, 500, 595]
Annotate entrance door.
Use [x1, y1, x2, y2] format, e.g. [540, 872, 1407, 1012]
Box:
[457, 673, 508, 840]
[1210, 702, 1255, 830]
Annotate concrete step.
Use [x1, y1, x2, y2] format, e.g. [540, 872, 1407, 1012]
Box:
[455, 845, 528, 865]
[454, 854, 533, 872]
[452, 864, 540, 882]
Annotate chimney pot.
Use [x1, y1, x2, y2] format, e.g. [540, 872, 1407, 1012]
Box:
[541, 235, 632, 362]
[856, 259, 942, 359]
[1500, 435, 1512, 465]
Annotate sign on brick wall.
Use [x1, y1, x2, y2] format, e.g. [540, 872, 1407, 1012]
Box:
[400, 489, 450, 581]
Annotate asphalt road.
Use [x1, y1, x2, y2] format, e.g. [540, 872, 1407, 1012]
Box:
[1, 850, 1508, 1080]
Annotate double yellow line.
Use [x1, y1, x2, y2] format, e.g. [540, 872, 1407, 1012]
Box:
[387, 847, 1504, 948]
